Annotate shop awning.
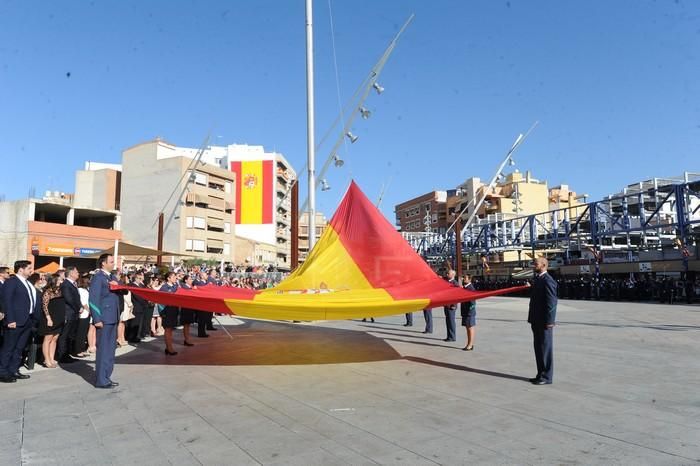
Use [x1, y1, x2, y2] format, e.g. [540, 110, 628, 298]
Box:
[85, 241, 190, 258]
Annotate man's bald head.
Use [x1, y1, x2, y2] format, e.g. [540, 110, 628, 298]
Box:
[533, 257, 548, 274]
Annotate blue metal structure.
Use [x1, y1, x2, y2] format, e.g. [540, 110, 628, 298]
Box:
[403, 180, 700, 266]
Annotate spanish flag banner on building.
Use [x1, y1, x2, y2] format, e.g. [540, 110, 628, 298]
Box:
[119, 182, 527, 321]
[230, 160, 273, 224]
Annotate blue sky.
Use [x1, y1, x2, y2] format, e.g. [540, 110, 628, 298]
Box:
[1, 0, 698, 221]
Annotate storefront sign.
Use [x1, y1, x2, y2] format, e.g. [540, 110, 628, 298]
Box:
[74, 247, 102, 256]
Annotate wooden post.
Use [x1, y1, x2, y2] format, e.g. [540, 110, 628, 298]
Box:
[455, 217, 463, 280]
[291, 182, 299, 271]
[157, 212, 164, 266]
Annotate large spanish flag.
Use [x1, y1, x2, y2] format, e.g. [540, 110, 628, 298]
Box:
[120, 181, 528, 320]
[231, 160, 273, 224]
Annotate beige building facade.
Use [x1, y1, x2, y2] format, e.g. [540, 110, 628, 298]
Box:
[120, 139, 237, 262]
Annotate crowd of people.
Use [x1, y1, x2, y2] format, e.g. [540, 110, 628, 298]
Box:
[0, 258, 287, 385]
[2, 254, 695, 387]
[470, 274, 699, 304]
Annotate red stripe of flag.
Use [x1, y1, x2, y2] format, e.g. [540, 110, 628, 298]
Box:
[262, 160, 273, 224]
[231, 161, 242, 224]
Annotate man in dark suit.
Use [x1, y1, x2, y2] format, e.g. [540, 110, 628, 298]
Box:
[204, 270, 220, 332]
[0, 266, 10, 347]
[89, 254, 120, 389]
[194, 271, 210, 338]
[127, 272, 149, 343]
[0, 261, 39, 382]
[443, 269, 458, 342]
[58, 266, 81, 364]
[528, 257, 558, 385]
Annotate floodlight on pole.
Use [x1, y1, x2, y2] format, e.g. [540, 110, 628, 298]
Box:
[345, 131, 359, 143]
[332, 153, 344, 167]
[372, 82, 384, 95]
[320, 178, 331, 191]
[359, 107, 371, 119]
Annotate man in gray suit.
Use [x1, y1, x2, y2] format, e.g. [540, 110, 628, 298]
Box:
[528, 257, 558, 385]
[89, 254, 120, 389]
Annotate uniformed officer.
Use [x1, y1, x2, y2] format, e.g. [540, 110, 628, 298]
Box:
[89, 254, 120, 389]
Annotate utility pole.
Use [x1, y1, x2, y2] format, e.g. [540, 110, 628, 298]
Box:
[305, 0, 317, 251]
[291, 181, 299, 270]
[156, 212, 164, 266]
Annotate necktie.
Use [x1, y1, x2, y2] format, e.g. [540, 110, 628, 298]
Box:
[23, 280, 35, 314]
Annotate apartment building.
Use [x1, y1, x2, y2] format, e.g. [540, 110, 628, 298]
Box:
[120, 139, 236, 261]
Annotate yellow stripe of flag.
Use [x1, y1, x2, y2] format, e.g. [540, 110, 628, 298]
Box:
[240, 160, 264, 224]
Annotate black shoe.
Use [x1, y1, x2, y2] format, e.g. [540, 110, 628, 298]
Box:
[164, 349, 178, 356]
[207, 327, 218, 331]
[13, 372, 30, 379]
[528, 377, 540, 383]
[532, 379, 551, 385]
[403, 323, 413, 327]
[197, 334, 209, 338]
[361, 318, 367, 322]
[423, 330, 433, 334]
[108, 381, 119, 387]
[183, 341, 194, 347]
[95, 383, 117, 389]
[443, 338, 455, 342]
[462, 346, 474, 351]
[370, 318, 375, 323]
[0, 375, 17, 383]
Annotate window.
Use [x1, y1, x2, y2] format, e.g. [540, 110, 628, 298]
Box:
[193, 217, 206, 229]
[192, 171, 207, 186]
[185, 239, 193, 251]
[193, 239, 205, 252]
[186, 216, 193, 228]
[225, 181, 232, 194]
[224, 222, 231, 234]
[223, 243, 230, 255]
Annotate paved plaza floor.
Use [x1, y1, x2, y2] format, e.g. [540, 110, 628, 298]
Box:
[1, 297, 699, 465]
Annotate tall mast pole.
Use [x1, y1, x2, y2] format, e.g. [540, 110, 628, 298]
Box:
[305, 0, 317, 250]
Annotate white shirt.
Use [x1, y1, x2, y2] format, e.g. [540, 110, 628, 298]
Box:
[78, 288, 90, 319]
[16, 275, 36, 314]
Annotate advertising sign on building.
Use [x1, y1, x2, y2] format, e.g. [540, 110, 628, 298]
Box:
[639, 262, 652, 272]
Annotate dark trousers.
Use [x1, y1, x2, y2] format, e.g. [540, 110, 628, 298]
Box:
[531, 324, 554, 382]
[404, 313, 413, 325]
[126, 312, 142, 342]
[73, 318, 90, 354]
[444, 307, 456, 340]
[205, 312, 215, 330]
[0, 323, 32, 376]
[423, 309, 433, 333]
[57, 318, 78, 359]
[196, 311, 209, 336]
[95, 323, 116, 387]
[140, 306, 152, 338]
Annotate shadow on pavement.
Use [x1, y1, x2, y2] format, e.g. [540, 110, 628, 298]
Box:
[114, 319, 403, 366]
[60, 359, 96, 386]
[403, 356, 529, 382]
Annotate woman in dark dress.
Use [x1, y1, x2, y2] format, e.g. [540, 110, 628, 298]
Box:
[39, 274, 65, 368]
[159, 272, 179, 356]
[179, 275, 196, 347]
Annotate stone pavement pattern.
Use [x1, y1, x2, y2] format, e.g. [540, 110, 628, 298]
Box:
[1, 297, 699, 465]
